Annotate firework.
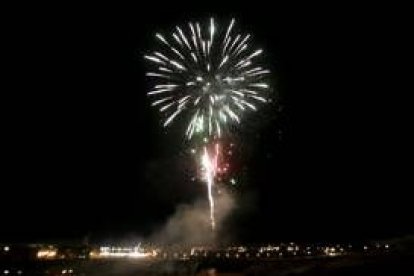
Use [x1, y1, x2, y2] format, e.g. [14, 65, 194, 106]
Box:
[145, 18, 271, 140]
[145, 18, 271, 231]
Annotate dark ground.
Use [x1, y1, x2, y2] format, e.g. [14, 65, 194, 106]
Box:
[2, 251, 413, 275]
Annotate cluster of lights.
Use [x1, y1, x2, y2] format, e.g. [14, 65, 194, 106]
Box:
[95, 246, 156, 259]
[37, 248, 57, 259]
[258, 245, 280, 253]
[3, 270, 22, 275]
[225, 246, 249, 253]
[323, 247, 340, 257]
[170, 242, 392, 260]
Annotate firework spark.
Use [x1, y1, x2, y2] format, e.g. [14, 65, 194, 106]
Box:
[145, 18, 271, 140]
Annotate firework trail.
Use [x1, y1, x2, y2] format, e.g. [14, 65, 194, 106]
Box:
[201, 144, 220, 230]
[145, 18, 270, 231]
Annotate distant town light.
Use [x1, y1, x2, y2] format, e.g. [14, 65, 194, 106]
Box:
[98, 246, 152, 258]
[37, 249, 57, 259]
[3, 246, 9, 252]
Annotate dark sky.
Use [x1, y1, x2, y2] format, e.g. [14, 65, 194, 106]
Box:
[2, 2, 412, 243]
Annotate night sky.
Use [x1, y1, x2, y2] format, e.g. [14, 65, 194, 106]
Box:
[2, 3, 412, 243]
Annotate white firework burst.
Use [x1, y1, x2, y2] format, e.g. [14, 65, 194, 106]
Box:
[145, 18, 271, 140]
